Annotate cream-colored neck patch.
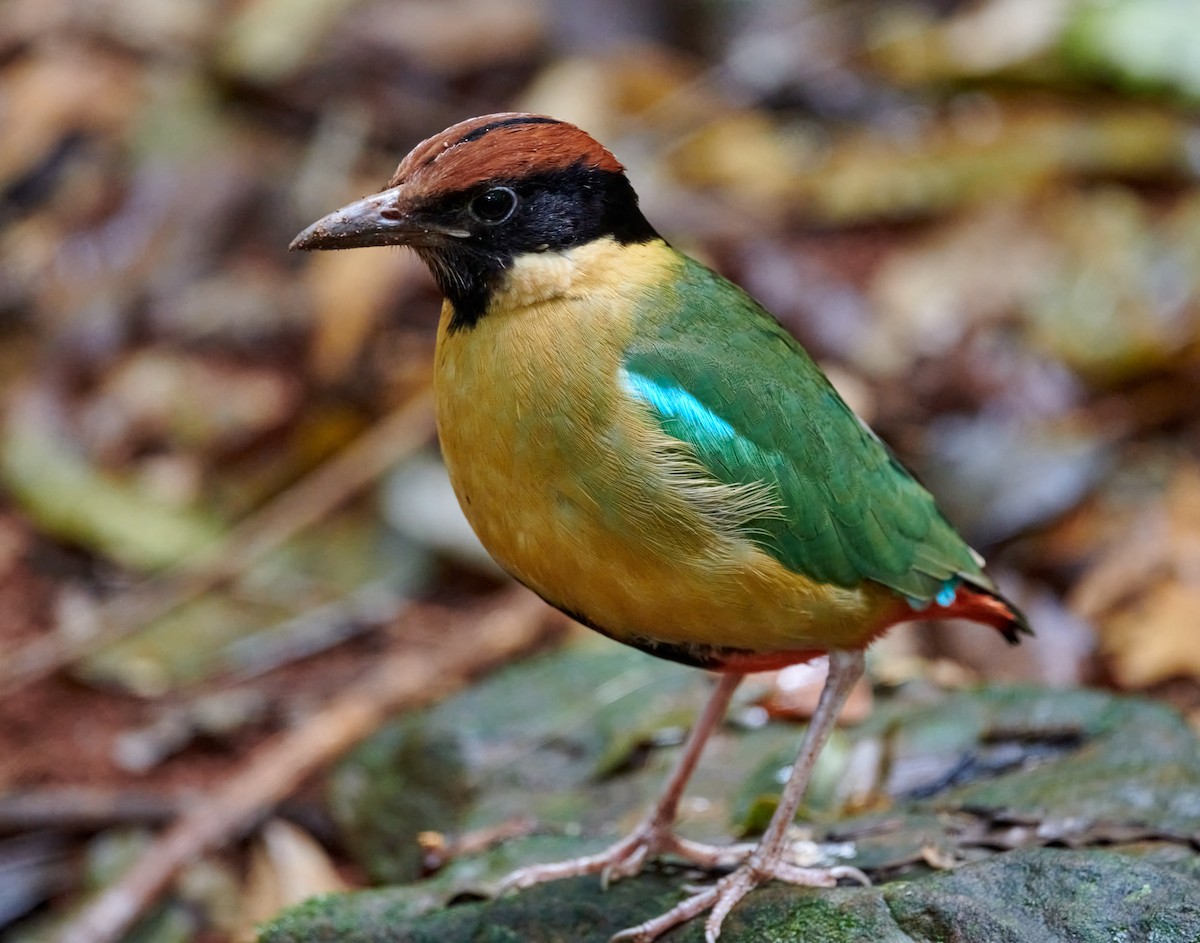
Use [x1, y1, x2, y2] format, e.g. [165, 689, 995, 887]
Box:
[490, 236, 652, 312]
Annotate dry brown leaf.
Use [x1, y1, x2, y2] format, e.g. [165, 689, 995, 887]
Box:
[519, 48, 712, 141]
[0, 44, 139, 188]
[1072, 464, 1200, 687]
[83, 349, 301, 458]
[305, 242, 425, 382]
[217, 0, 359, 83]
[799, 103, 1189, 225]
[1071, 508, 1169, 621]
[667, 112, 809, 217]
[920, 843, 961, 871]
[1102, 581, 1200, 688]
[342, 0, 544, 73]
[237, 819, 348, 941]
[1027, 188, 1200, 383]
[865, 204, 1053, 375]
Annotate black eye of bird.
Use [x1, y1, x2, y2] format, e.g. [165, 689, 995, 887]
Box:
[469, 187, 518, 224]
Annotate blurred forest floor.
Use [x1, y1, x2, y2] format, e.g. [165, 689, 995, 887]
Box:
[1, 0, 1199, 941]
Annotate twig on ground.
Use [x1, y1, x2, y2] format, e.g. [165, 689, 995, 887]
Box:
[58, 586, 559, 943]
[0, 788, 183, 832]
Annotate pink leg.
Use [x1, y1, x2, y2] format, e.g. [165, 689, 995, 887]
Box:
[499, 671, 746, 892]
[612, 649, 869, 943]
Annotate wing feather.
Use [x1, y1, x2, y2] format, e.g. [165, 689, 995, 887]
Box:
[622, 253, 989, 604]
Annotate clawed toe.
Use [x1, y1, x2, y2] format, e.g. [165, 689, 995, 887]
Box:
[610, 857, 868, 943]
[599, 842, 648, 888]
[499, 822, 867, 943]
[497, 824, 745, 897]
[497, 834, 642, 894]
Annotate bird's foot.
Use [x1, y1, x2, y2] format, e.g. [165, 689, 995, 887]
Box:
[498, 820, 753, 893]
[610, 854, 870, 943]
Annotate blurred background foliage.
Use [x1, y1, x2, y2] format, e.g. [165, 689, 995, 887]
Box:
[1, 0, 1199, 939]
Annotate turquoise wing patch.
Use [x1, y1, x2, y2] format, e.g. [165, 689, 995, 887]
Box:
[620, 370, 739, 444]
[622, 254, 988, 603]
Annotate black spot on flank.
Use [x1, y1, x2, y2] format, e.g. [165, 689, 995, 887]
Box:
[540, 599, 752, 671]
[456, 115, 565, 146]
[502, 574, 791, 671]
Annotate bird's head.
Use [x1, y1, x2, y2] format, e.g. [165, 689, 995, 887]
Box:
[290, 113, 659, 329]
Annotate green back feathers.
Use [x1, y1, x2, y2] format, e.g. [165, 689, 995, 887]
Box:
[621, 251, 989, 604]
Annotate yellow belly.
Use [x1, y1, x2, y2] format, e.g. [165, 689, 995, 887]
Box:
[433, 239, 896, 660]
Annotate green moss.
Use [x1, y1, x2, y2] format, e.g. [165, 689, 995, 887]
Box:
[261, 849, 1200, 943]
[720, 887, 912, 943]
[264, 684, 1200, 943]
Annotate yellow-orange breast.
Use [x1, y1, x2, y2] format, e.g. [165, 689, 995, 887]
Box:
[433, 238, 901, 662]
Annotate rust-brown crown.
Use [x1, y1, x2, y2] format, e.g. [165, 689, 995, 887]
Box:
[290, 113, 656, 329]
[386, 113, 625, 194]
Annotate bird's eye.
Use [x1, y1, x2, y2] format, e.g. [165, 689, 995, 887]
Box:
[469, 187, 518, 224]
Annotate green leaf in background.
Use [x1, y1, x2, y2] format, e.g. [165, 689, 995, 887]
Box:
[1064, 0, 1200, 102]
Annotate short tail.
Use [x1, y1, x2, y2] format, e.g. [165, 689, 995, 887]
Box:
[932, 581, 1033, 646]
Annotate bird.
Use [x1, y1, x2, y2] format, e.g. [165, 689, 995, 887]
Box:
[291, 113, 1030, 943]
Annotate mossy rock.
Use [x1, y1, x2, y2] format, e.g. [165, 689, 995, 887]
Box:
[265, 642, 1200, 941]
[260, 847, 1200, 942]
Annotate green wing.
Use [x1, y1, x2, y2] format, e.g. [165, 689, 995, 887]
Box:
[622, 253, 988, 602]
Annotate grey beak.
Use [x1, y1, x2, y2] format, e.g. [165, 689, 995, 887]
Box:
[289, 187, 467, 251]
